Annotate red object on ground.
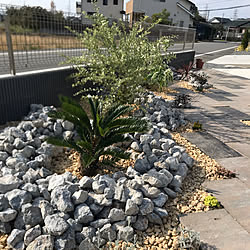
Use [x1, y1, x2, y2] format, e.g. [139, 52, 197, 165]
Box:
[196, 59, 204, 69]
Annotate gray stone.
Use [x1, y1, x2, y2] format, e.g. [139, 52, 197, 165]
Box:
[22, 168, 41, 183]
[9, 127, 25, 140]
[140, 185, 161, 199]
[24, 225, 41, 246]
[0, 221, 11, 233]
[21, 203, 43, 227]
[48, 175, 65, 191]
[112, 221, 127, 231]
[0, 194, 9, 211]
[62, 121, 74, 131]
[169, 175, 183, 192]
[79, 176, 93, 189]
[88, 193, 112, 207]
[44, 214, 69, 236]
[0, 208, 17, 222]
[125, 199, 139, 216]
[181, 152, 194, 168]
[133, 215, 148, 231]
[67, 218, 83, 232]
[117, 226, 134, 242]
[130, 141, 142, 152]
[139, 198, 154, 215]
[154, 207, 168, 219]
[39, 167, 52, 178]
[7, 229, 25, 248]
[51, 186, 74, 213]
[6, 157, 26, 169]
[90, 219, 110, 229]
[126, 166, 140, 178]
[19, 146, 35, 158]
[0, 151, 8, 161]
[134, 159, 148, 174]
[140, 134, 153, 144]
[14, 241, 25, 250]
[142, 144, 152, 156]
[6, 189, 32, 210]
[175, 163, 189, 180]
[114, 185, 127, 203]
[142, 173, 162, 187]
[147, 154, 158, 165]
[108, 208, 125, 223]
[81, 226, 96, 239]
[63, 131, 73, 140]
[72, 190, 88, 205]
[53, 122, 63, 136]
[89, 203, 103, 216]
[100, 223, 116, 241]
[28, 138, 42, 149]
[74, 203, 94, 224]
[79, 238, 97, 250]
[21, 183, 40, 198]
[150, 139, 161, 149]
[92, 181, 106, 194]
[154, 160, 169, 170]
[165, 156, 179, 171]
[163, 187, 177, 199]
[15, 163, 28, 173]
[26, 235, 54, 250]
[54, 227, 76, 250]
[152, 148, 165, 157]
[147, 213, 163, 225]
[153, 193, 168, 207]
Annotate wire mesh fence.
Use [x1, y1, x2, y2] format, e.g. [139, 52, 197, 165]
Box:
[0, 3, 196, 75]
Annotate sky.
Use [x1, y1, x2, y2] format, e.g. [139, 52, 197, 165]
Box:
[1, 0, 250, 19]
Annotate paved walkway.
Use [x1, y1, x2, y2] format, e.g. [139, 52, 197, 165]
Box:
[175, 56, 250, 249]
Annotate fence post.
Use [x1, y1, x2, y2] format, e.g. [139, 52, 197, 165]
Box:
[192, 30, 196, 49]
[183, 31, 187, 50]
[4, 16, 16, 75]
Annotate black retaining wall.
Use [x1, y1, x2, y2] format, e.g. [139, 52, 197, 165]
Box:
[0, 50, 195, 125]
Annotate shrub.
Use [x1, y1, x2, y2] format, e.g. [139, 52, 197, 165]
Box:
[47, 96, 149, 175]
[192, 121, 202, 130]
[66, 11, 174, 107]
[241, 30, 249, 50]
[204, 195, 220, 208]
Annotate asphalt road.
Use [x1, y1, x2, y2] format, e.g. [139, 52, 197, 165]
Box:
[0, 41, 240, 75]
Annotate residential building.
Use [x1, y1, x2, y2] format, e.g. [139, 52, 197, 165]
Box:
[76, 0, 125, 20]
[209, 17, 231, 25]
[126, 0, 196, 27]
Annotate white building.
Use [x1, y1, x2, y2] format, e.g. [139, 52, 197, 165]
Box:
[76, 0, 125, 20]
[126, 0, 196, 28]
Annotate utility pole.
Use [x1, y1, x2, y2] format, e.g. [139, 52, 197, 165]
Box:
[68, 0, 71, 13]
[233, 9, 238, 20]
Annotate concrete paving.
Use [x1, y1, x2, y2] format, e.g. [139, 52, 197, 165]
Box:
[176, 54, 250, 249]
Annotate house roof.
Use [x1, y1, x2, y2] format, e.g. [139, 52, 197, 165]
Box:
[177, 2, 195, 18]
[224, 20, 250, 28]
[209, 17, 231, 24]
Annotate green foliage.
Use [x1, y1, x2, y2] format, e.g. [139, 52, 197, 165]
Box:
[192, 121, 202, 130]
[66, 11, 174, 107]
[6, 6, 65, 31]
[47, 95, 149, 175]
[151, 9, 172, 25]
[204, 195, 220, 208]
[241, 30, 249, 50]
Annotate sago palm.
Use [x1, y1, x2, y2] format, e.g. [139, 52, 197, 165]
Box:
[47, 96, 149, 175]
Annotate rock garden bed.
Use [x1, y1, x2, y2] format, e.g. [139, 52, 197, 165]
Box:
[0, 91, 235, 250]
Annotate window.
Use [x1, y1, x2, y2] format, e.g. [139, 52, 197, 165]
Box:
[87, 0, 91, 2]
[179, 21, 184, 27]
[113, 0, 118, 5]
[160, 0, 166, 2]
[103, 0, 108, 5]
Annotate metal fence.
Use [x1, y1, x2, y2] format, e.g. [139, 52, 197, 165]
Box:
[0, 3, 196, 75]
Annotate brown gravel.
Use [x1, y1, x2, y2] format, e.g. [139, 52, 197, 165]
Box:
[241, 120, 250, 126]
[0, 234, 9, 250]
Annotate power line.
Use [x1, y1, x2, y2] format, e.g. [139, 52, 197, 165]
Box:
[199, 4, 250, 12]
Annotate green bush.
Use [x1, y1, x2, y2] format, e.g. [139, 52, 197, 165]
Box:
[66, 11, 174, 107]
[192, 121, 202, 130]
[241, 30, 249, 50]
[204, 195, 220, 208]
[47, 96, 149, 175]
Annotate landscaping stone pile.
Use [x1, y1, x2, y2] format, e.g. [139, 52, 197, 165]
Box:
[187, 71, 212, 91]
[0, 95, 194, 249]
